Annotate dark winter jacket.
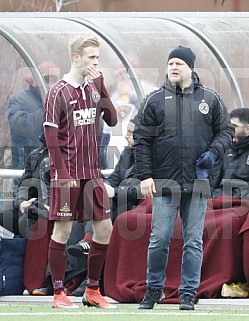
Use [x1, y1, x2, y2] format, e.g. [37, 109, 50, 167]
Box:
[213, 136, 249, 199]
[15, 145, 49, 209]
[105, 146, 140, 221]
[15, 143, 49, 233]
[133, 72, 234, 193]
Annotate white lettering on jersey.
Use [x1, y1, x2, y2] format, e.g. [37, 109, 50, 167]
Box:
[73, 108, 96, 126]
[70, 100, 77, 104]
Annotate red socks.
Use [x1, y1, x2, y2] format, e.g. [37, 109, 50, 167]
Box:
[48, 239, 67, 294]
[87, 241, 108, 289]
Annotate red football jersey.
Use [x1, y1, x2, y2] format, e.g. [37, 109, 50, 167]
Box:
[44, 75, 105, 180]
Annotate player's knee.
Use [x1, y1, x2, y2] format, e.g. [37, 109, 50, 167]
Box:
[93, 219, 113, 242]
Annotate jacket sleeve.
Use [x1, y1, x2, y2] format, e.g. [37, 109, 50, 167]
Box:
[133, 98, 157, 181]
[8, 90, 43, 138]
[209, 94, 234, 158]
[14, 151, 41, 210]
[106, 148, 132, 188]
[105, 155, 124, 188]
[93, 74, 117, 127]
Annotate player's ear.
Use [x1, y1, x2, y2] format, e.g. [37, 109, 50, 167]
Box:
[73, 52, 80, 63]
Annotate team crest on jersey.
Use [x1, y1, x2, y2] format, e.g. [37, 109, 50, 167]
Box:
[199, 101, 209, 114]
[92, 90, 100, 103]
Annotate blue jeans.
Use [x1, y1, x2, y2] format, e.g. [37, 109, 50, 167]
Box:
[146, 192, 208, 296]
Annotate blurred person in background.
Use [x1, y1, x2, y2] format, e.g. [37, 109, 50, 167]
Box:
[8, 61, 59, 170]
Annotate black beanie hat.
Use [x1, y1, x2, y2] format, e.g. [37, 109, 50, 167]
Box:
[168, 45, 196, 69]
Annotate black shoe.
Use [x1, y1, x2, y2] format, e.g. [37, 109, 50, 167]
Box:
[138, 287, 164, 309]
[71, 280, 87, 297]
[179, 293, 195, 310]
[67, 241, 91, 257]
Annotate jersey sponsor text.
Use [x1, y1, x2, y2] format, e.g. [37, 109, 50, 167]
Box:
[73, 107, 96, 126]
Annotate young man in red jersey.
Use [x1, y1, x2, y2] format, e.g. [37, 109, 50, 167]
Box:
[44, 35, 117, 309]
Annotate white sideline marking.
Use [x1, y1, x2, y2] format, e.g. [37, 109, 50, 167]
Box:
[0, 312, 249, 316]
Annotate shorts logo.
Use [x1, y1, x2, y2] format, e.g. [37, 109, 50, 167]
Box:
[57, 202, 73, 217]
[199, 101, 209, 114]
[92, 90, 100, 103]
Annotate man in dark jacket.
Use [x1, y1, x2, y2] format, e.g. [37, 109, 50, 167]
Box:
[16, 134, 50, 239]
[104, 118, 140, 221]
[133, 45, 234, 310]
[15, 134, 53, 295]
[213, 107, 249, 199]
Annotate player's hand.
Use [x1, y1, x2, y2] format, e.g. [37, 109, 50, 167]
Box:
[87, 66, 101, 79]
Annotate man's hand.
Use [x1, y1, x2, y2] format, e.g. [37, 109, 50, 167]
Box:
[104, 183, 115, 198]
[87, 66, 101, 80]
[196, 151, 217, 169]
[44, 204, 50, 211]
[19, 198, 37, 214]
[141, 178, 156, 199]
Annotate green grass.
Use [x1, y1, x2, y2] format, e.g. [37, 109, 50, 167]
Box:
[0, 303, 249, 321]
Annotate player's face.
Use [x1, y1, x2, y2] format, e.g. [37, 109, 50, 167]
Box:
[77, 46, 99, 77]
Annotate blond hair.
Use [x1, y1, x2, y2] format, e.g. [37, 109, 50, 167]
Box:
[69, 35, 100, 60]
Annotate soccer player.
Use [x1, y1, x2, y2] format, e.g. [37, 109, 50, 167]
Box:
[44, 35, 117, 309]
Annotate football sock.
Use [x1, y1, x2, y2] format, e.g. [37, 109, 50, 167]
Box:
[87, 241, 108, 289]
[49, 239, 66, 294]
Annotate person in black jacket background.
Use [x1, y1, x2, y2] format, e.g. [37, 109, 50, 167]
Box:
[16, 133, 50, 239]
[213, 107, 249, 199]
[133, 45, 234, 310]
[211, 107, 249, 299]
[104, 117, 140, 222]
